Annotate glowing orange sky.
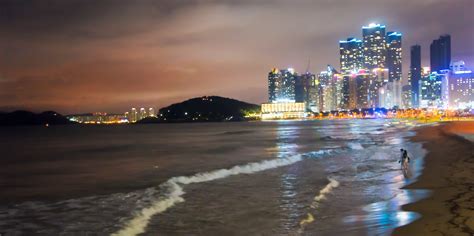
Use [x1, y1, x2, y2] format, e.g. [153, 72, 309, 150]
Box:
[0, 0, 473, 114]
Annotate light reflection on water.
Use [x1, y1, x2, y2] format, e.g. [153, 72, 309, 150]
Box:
[343, 188, 430, 235]
[343, 142, 430, 235]
[276, 123, 302, 232]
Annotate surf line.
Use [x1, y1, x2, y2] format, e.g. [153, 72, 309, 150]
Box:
[298, 177, 340, 232]
[113, 154, 305, 236]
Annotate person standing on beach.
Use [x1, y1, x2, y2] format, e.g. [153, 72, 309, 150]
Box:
[399, 149, 410, 170]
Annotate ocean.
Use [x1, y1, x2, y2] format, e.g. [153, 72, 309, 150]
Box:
[0, 120, 430, 235]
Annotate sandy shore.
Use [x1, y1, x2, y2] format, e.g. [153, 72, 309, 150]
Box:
[393, 121, 474, 236]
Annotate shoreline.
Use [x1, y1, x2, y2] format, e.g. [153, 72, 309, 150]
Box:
[394, 121, 474, 235]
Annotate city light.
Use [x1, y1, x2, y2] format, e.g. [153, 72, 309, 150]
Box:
[263, 24, 473, 120]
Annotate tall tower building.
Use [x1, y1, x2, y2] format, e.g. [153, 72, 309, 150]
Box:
[362, 23, 386, 69]
[280, 68, 297, 102]
[296, 72, 318, 111]
[268, 68, 280, 102]
[339, 37, 363, 74]
[386, 32, 402, 82]
[267, 68, 297, 103]
[430, 35, 451, 72]
[410, 45, 421, 108]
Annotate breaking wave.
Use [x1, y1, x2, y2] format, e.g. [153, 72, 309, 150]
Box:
[320, 135, 355, 141]
[347, 142, 364, 150]
[310, 177, 340, 209]
[113, 153, 324, 236]
[299, 177, 340, 232]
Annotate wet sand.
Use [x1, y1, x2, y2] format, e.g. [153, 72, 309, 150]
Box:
[394, 121, 474, 235]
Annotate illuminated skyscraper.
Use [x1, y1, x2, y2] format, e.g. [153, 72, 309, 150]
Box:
[386, 32, 402, 82]
[280, 68, 297, 102]
[264, 68, 307, 119]
[410, 45, 421, 108]
[267, 68, 297, 103]
[339, 38, 363, 74]
[420, 70, 445, 108]
[268, 68, 280, 102]
[296, 72, 318, 111]
[445, 61, 474, 109]
[317, 65, 342, 112]
[362, 23, 386, 69]
[430, 35, 451, 72]
[402, 85, 412, 109]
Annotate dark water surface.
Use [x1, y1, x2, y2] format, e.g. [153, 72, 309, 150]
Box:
[0, 120, 429, 235]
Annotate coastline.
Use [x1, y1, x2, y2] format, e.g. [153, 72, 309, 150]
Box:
[394, 121, 474, 235]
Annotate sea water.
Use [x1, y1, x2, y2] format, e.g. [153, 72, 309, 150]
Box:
[0, 120, 429, 235]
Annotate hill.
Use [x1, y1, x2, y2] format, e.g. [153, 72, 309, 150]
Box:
[151, 96, 260, 122]
[0, 110, 74, 126]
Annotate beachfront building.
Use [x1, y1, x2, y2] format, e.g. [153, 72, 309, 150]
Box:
[386, 32, 402, 82]
[267, 68, 297, 103]
[420, 71, 445, 108]
[263, 68, 310, 119]
[409, 45, 422, 108]
[430, 35, 451, 72]
[362, 23, 387, 70]
[340, 38, 363, 74]
[443, 61, 474, 109]
[261, 102, 306, 119]
[402, 85, 412, 109]
[296, 71, 319, 112]
[318, 66, 343, 112]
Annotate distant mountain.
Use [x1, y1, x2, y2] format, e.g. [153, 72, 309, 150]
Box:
[0, 110, 74, 126]
[147, 96, 260, 123]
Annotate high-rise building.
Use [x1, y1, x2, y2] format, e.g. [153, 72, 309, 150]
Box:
[410, 45, 421, 108]
[402, 85, 412, 109]
[386, 32, 402, 82]
[280, 68, 297, 102]
[420, 70, 445, 108]
[296, 72, 318, 112]
[443, 61, 474, 109]
[264, 68, 309, 119]
[362, 23, 386, 69]
[267, 68, 297, 103]
[268, 68, 280, 102]
[340, 38, 363, 74]
[317, 65, 342, 112]
[430, 35, 451, 72]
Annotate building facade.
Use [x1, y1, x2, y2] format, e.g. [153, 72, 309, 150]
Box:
[410, 45, 421, 108]
[386, 32, 402, 82]
[267, 68, 298, 103]
[420, 71, 445, 108]
[340, 38, 363, 74]
[445, 61, 474, 109]
[430, 35, 451, 72]
[362, 23, 386, 70]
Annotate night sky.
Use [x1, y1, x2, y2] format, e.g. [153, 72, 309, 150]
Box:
[0, 0, 473, 114]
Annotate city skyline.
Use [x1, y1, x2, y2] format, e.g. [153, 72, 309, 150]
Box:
[1, 0, 473, 114]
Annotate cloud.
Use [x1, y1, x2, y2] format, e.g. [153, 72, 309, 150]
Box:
[0, 0, 472, 113]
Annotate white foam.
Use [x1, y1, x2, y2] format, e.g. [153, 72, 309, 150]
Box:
[310, 178, 340, 209]
[113, 155, 303, 236]
[347, 142, 364, 150]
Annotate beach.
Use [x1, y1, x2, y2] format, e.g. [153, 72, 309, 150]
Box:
[394, 121, 474, 235]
